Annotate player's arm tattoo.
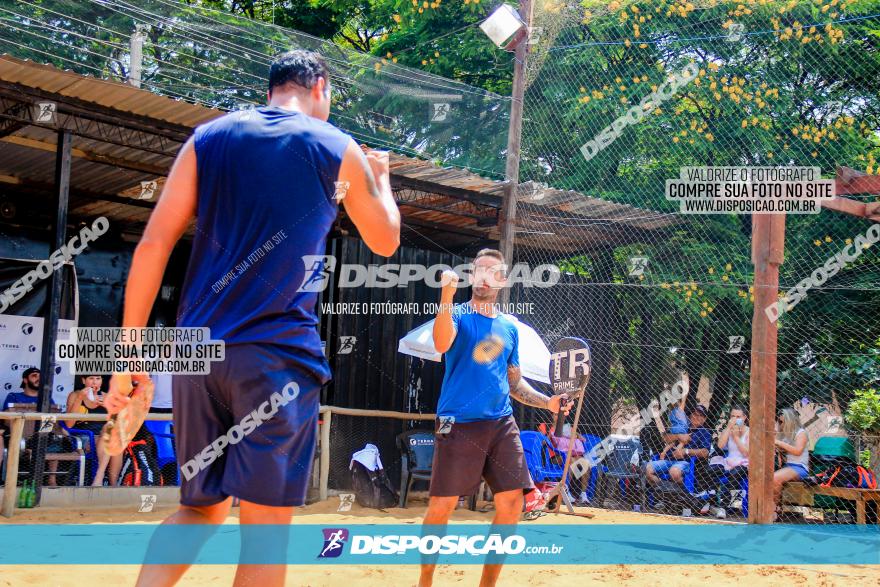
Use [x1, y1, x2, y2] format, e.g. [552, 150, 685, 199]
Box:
[507, 365, 550, 409]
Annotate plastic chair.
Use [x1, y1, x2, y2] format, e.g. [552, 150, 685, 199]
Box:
[396, 430, 435, 508]
[715, 465, 749, 516]
[59, 423, 98, 483]
[598, 437, 646, 511]
[520, 431, 563, 482]
[143, 420, 178, 485]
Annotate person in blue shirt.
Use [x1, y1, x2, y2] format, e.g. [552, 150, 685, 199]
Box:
[646, 404, 712, 493]
[1, 367, 67, 486]
[103, 50, 400, 587]
[419, 248, 571, 587]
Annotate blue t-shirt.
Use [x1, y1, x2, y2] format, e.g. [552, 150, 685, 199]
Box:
[437, 305, 519, 423]
[2, 392, 54, 410]
[177, 107, 351, 385]
[684, 427, 712, 453]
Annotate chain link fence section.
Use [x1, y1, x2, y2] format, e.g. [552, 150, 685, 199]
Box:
[510, 0, 880, 524]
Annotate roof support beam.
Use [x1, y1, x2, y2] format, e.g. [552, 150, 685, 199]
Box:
[1, 135, 168, 176]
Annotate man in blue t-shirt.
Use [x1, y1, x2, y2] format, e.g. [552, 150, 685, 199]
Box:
[419, 248, 571, 587]
[1, 367, 67, 486]
[646, 404, 712, 489]
[103, 50, 400, 586]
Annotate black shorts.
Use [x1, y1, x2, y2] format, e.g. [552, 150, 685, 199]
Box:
[429, 415, 533, 497]
[172, 344, 321, 507]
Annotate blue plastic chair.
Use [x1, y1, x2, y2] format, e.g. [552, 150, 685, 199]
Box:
[520, 431, 563, 482]
[60, 422, 98, 483]
[396, 430, 435, 508]
[716, 466, 749, 517]
[143, 420, 178, 485]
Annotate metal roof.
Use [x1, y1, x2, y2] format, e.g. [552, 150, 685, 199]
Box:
[0, 55, 678, 256]
[0, 55, 219, 128]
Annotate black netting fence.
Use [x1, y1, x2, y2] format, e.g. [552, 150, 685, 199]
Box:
[509, 0, 880, 524]
[2, 0, 878, 525]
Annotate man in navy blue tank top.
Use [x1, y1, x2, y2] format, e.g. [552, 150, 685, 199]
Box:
[104, 50, 399, 586]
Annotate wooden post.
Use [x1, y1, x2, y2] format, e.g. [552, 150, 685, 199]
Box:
[748, 213, 786, 523]
[498, 0, 532, 305]
[319, 408, 332, 502]
[2, 418, 25, 517]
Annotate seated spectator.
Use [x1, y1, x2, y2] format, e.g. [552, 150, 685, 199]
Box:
[646, 404, 712, 513]
[65, 374, 122, 487]
[707, 405, 749, 517]
[773, 407, 810, 520]
[2, 368, 67, 486]
[550, 422, 592, 506]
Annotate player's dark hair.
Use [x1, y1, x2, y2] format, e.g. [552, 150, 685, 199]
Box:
[268, 50, 330, 95]
[474, 248, 505, 264]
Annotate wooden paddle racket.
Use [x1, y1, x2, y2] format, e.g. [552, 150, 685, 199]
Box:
[547, 337, 592, 517]
[102, 372, 155, 456]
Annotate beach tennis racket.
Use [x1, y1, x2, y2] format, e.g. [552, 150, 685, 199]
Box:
[549, 337, 591, 437]
[102, 372, 154, 456]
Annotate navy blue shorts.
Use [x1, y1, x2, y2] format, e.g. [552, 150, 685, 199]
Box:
[172, 344, 321, 507]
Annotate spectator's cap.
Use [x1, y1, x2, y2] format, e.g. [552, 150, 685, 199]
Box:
[20, 367, 40, 387]
[690, 404, 708, 417]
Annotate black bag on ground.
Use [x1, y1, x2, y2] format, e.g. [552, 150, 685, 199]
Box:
[350, 444, 399, 509]
[653, 479, 700, 511]
[119, 429, 162, 487]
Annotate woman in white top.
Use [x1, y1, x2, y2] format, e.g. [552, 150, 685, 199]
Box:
[773, 408, 810, 513]
[717, 406, 749, 469]
[706, 406, 749, 517]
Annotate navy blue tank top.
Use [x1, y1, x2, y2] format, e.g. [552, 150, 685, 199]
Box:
[177, 106, 350, 384]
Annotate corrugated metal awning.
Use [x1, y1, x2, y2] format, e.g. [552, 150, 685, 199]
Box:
[0, 55, 678, 255]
